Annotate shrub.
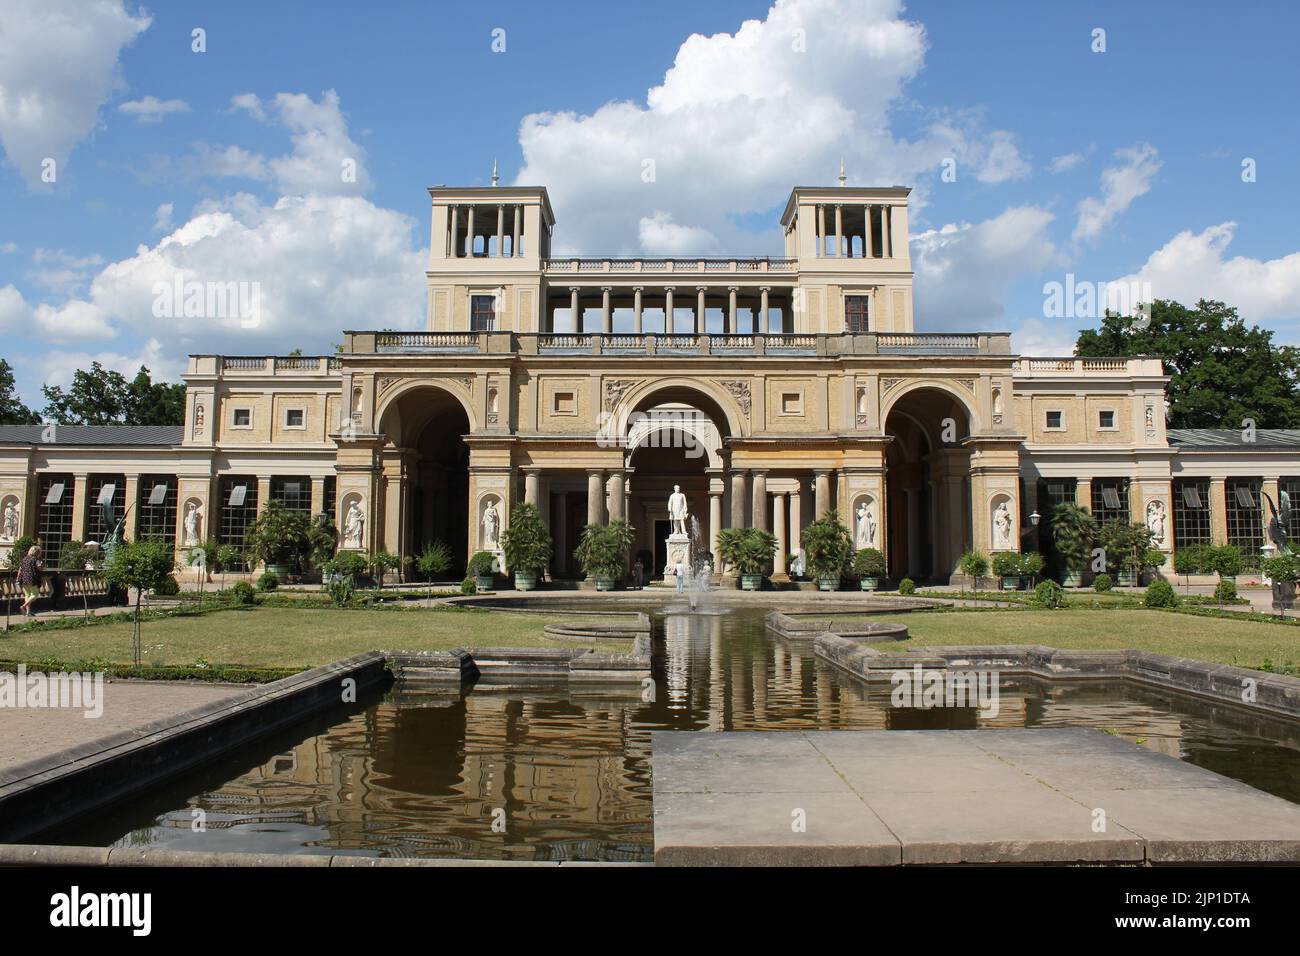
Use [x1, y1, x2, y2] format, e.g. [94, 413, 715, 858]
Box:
[153, 574, 180, 596]
[1172, 545, 1204, 577]
[228, 581, 257, 605]
[801, 511, 853, 580]
[1092, 572, 1114, 592]
[959, 550, 989, 579]
[898, 577, 916, 595]
[58, 540, 96, 570]
[5, 535, 36, 568]
[500, 502, 553, 575]
[1213, 579, 1238, 603]
[573, 521, 635, 580]
[467, 550, 498, 578]
[215, 544, 247, 573]
[1051, 502, 1098, 575]
[308, 513, 338, 570]
[991, 551, 1022, 577]
[415, 541, 454, 582]
[325, 551, 369, 579]
[257, 571, 279, 591]
[1261, 553, 1300, 584]
[326, 576, 353, 607]
[371, 550, 405, 587]
[718, 527, 778, 576]
[460, 577, 477, 595]
[244, 501, 313, 570]
[852, 547, 886, 578]
[1143, 579, 1179, 607]
[1020, 551, 1045, 580]
[1031, 580, 1065, 609]
[1205, 545, 1243, 580]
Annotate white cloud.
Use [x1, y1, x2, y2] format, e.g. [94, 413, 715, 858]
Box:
[1073, 143, 1161, 242]
[1049, 152, 1084, 174]
[1010, 316, 1079, 356]
[514, 0, 1012, 253]
[152, 202, 174, 232]
[37, 338, 172, 390]
[118, 96, 189, 122]
[974, 130, 1031, 184]
[0, 242, 17, 254]
[0, 282, 114, 339]
[0, 284, 28, 332]
[911, 205, 1062, 329]
[638, 212, 718, 254]
[1109, 222, 1300, 336]
[0, 0, 150, 188]
[27, 248, 106, 296]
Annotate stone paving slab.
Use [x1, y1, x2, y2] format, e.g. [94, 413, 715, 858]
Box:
[651, 729, 1300, 865]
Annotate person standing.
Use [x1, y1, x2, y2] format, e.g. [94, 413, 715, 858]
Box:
[17, 544, 42, 618]
[673, 560, 684, 593]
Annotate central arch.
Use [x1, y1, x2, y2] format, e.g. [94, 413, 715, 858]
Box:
[884, 384, 974, 581]
[378, 384, 472, 572]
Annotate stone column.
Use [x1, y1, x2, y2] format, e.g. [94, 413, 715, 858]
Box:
[601, 287, 612, 334]
[466, 206, 475, 257]
[884, 204, 893, 257]
[524, 468, 540, 507]
[607, 470, 625, 522]
[864, 205, 873, 258]
[906, 488, 922, 577]
[707, 470, 723, 568]
[633, 287, 643, 334]
[696, 287, 706, 335]
[569, 287, 580, 331]
[834, 204, 843, 258]
[495, 204, 504, 257]
[727, 287, 738, 334]
[789, 482, 803, 562]
[587, 470, 605, 525]
[759, 287, 770, 334]
[814, 469, 831, 519]
[751, 470, 768, 532]
[512, 204, 521, 257]
[449, 206, 459, 257]
[1209, 478, 1228, 545]
[664, 287, 674, 334]
[773, 492, 788, 579]
[730, 470, 748, 528]
[817, 204, 826, 257]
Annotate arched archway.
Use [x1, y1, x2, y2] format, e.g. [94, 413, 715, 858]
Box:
[379, 385, 471, 569]
[884, 385, 973, 580]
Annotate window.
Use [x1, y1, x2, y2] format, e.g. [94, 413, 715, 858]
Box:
[552, 390, 576, 415]
[137, 475, 177, 544]
[232, 407, 252, 428]
[470, 294, 496, 331]
[219, 476, 258, 548]
[1045, 410, 1063, 430]
[1283, 478, 1300, 545]
[1091, 478, 1130, 525]
[844, 295, 869, 333]
[37, 474, 74, 553]
[285, 408, 305, 429]
[1225, 478, 1262, 559]
[85, 474, 126, 543]
[1036, 478, 1078, 554]
[1098, 410, 1116, 429]
[1172, 478, 1211, 547]
[271, 476, 312, 513]
[780, 392, 803, 415]
[324, 475, 337, 521]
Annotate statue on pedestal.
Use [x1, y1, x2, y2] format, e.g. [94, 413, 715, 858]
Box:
[668, 485, 689, 536]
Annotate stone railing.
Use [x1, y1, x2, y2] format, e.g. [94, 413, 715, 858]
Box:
[343, 330, 1013, 358]
[542, 256, 798, 274]
[218, 356, 338, 374]
[1017, 356, 1165, 377]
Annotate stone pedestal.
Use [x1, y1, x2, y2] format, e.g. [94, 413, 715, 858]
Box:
[664, 531, 693, 578]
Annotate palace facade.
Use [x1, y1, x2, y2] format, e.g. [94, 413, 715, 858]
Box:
[3, 180, 1298, 580]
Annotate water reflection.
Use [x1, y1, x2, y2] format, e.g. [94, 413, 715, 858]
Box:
[44, 608, 1300, 861]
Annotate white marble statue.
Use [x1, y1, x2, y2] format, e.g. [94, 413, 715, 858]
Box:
[993, 500, 1014, 549]
[1, 501, 17, 542]
[482, 499, 500, 549]
[183, 501, 203, 547]
[855, 501, 876, 549]
[343, 500, 365, 549]
[668, 484, 689, 536]
[1145, 499, 1166, 546]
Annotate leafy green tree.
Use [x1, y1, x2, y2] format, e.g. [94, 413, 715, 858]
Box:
[102, 540, 177, 668]
[41, 362, 185, 425]
[1076, 299, 1300, 428]
[0, 359, 40, 424]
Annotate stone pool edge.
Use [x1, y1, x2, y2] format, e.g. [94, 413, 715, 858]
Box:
[0, 844, 648, 867]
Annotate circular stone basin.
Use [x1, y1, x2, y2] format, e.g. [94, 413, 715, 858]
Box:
[828, 620, 909, 642]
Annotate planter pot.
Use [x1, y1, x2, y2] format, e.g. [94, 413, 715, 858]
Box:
[860, 576, 879, 591]
[1062, 570, 1083, 588]
[474, 573, 495, 591]
[514, 571, 538, 591]
[818, 575, 839, 592]
[594, 575, 617, 591]
[1000, 575, 1021, 591]
[1117, 570, 1138, 587]
[740, 573, 762, 591]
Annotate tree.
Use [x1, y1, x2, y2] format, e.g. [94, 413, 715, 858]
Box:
[0, 359, 40, 424]
[1075, 299, 1300, 428]
[41, 362, 185, 426]
[102, 540, 177, 668]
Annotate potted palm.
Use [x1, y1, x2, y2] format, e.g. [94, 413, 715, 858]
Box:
[467, 551, 498, 591]
[574, 520, 635, 591]
[853, 547, 886, 590]
[718, 526, 777, 590]
[992, 551, 1022, 590]
[801, 511, 853, 591]
[500, 502, 552, 591]
[1051, 502, 1097, 587]
[245, 501, 312, 578]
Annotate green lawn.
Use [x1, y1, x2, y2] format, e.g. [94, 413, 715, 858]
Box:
[887, 608, 1299, 669]
[0, 606, 621, 670]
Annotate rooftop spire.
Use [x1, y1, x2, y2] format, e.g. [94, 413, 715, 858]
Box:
[491, 158, 499, 186]
[838, 157, 846, 186]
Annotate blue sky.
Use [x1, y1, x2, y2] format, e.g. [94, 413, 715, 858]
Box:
[2, 0, 1298, 409]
